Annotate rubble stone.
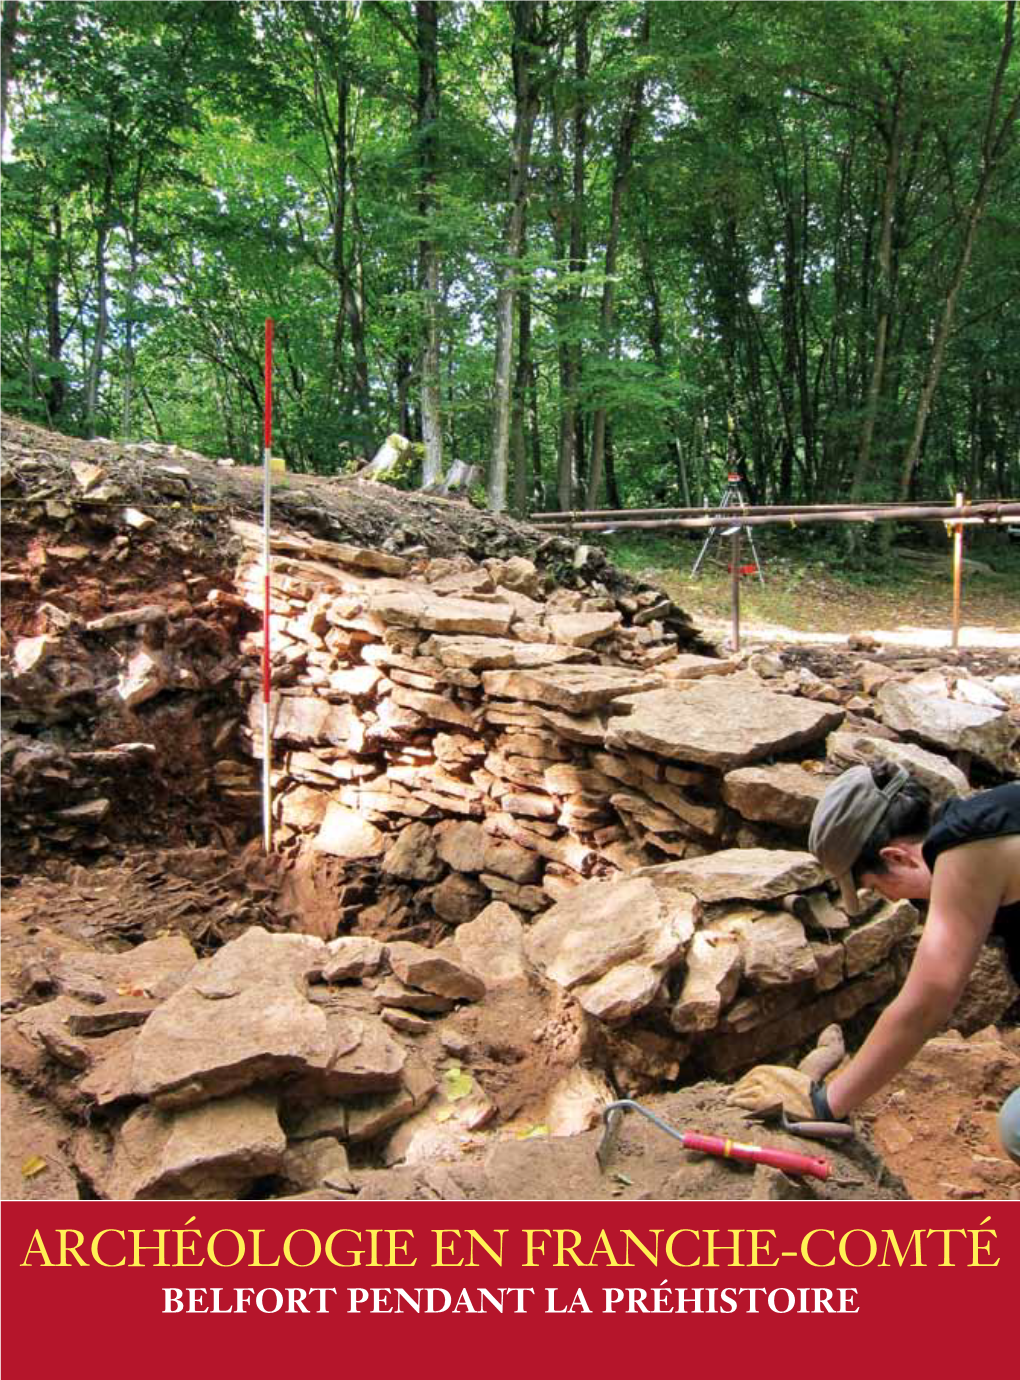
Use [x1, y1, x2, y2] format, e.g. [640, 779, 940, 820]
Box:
[434, 820, 543, 884]
[842, 899, 918, 978]
[524, 875, 698, 1020]
[382, 822, 444, 881]
[102, 1092, 285, 1199]
[386, 941, 486, 1001]
[314, 802, 386, 859]
[721, 763, 828, 829]
[450, 902, 527, 988]
[671, 930, 743, 1032]
[322, 937, 386, 982]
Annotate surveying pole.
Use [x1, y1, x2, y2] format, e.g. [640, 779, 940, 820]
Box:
[261, 318, 274, 853]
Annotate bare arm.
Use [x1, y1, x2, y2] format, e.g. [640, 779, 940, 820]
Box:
[826, 842, 1004, 1117]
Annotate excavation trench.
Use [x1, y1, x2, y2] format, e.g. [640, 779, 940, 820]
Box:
[2, 418, 1018, 1200]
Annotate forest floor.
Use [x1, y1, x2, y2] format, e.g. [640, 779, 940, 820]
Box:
[605, 531, 1020, 649]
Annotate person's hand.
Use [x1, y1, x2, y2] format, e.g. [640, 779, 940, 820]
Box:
[728, 1025, 848, 1121]
[728, 1065, 815, 1119]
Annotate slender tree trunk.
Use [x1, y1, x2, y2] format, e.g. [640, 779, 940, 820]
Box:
[899, 1, 1019, 497]
[489, 1, 543, 513]
[345, 166, 370, 419]
[396, 350, 413, 438]
[121, 157, 144, 438]
[549, 70, 575, 509]
[569, 6, 589, 496]
[84, 131, 114, 438]
[44, 203, 64, 424]
[639, 221, 691, 506]
[330, 66, 349, 394]
[416, 1, 444, 485]
[139, 380, 165, 443]
[1, 0, 18, 148]
[852, 76, 904, 499]
[511, 240, 533, 515]
[586, 4, 650, 508]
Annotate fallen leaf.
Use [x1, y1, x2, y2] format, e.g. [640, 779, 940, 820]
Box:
[443, 1067, 474, 1102]
[515, 1124, 549, 1141]
[612, 1172, 632, 1186]
[22, 1155, 47, 1179]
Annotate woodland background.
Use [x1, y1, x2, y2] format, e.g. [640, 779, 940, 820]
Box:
[2, 0, 1018, 515]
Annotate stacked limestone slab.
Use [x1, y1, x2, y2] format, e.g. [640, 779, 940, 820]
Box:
[226, 525, 1020, 1094]
[232, 523, 843, 919]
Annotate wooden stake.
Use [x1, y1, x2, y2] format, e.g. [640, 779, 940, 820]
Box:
[262, 317, 274, 852]
[951, 491, 964, 650]
[730, 526, 741, 652]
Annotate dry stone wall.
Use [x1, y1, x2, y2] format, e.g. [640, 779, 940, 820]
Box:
[232, 526, 1018, 1093]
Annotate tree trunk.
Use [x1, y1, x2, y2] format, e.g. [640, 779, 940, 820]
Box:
[44, 203, 64, 424]
[84, 130, 114, 438]
[549, 65, 575, 509]
[511, 236, 533, 516]
[851, 74, 904, 499]
[330, 65, 349, 395]
[1, 0, 18, 148]
[586, 4, 650, 508]
[489, 1, 543, 513]
[416, 2, 444, 486]
[120, 156, 144, 438]
[899, 1, 1020, 498]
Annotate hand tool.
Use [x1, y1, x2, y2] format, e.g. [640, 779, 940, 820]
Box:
[597, 1099, 831, 1182]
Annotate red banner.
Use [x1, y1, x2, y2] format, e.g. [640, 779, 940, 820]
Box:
[3, 1199, 1015, 1379]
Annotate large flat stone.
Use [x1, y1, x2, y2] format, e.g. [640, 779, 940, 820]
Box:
[826, 730, 971, 804]
[48, 935, 197, 1007]
[635, 849, 825, 903]
[424, 636, 584, 670]
[126, 928, 403, 1106]
[267, 695, 356, 746]
[368, 591, 514, 637]
[482, 664, 662, 714]
[605, 681, 843, 768]
[545, 611, 622, 647]
[877, 681, 1017, 771]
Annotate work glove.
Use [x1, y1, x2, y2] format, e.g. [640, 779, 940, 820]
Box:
[727, 1025, 848, 1122]
[727, 1065, 815, 1120]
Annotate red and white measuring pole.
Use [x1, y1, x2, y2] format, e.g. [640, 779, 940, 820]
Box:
[261, 318, 274, 852]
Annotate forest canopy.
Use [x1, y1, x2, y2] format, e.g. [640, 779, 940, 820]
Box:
[2, 0, 1018, 514]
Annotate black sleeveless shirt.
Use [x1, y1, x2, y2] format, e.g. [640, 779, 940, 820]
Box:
[922, 783, 1020, 980]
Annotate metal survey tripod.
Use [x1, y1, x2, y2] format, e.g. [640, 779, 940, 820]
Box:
[691, 473, 765, 583]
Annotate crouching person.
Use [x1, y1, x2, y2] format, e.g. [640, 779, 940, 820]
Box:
[736, 766, 1020, 1165]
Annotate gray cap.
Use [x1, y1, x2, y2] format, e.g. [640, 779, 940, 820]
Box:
[808, 765, 909, 914]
